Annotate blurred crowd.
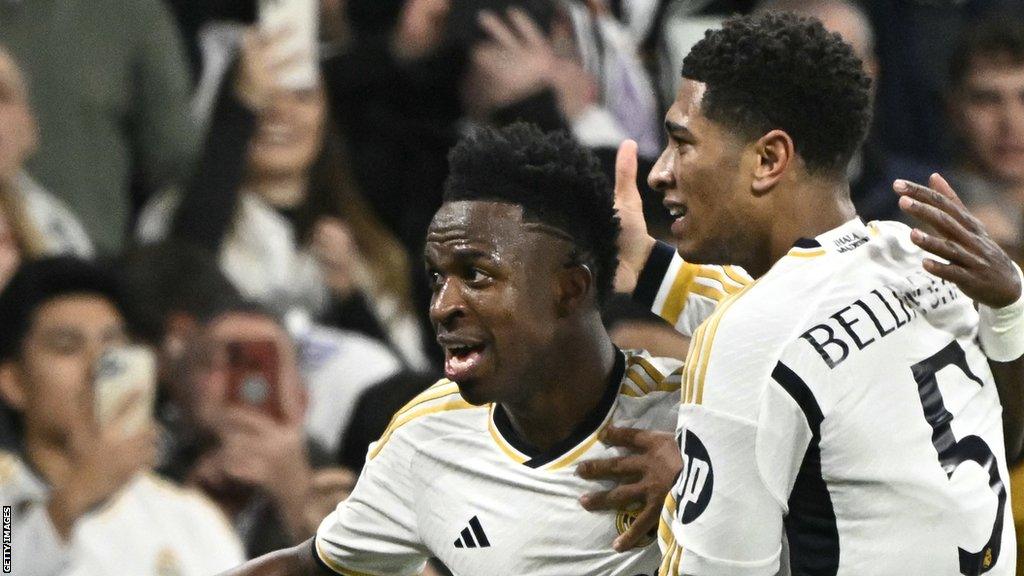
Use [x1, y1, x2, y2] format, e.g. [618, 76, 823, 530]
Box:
[1, 0, 1024, 574]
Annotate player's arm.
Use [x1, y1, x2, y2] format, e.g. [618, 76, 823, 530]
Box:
[217, 539, 328, 576]
[612, 141, 749, 336]
[896, 174, 1024, 464]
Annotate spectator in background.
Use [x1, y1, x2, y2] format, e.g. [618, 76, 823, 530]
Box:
[138, 30, 428, 370]
[755, 0, 931, 223]
[0, 258, 244, 576]
[0, 0, 196, 255]
[118, 241, 404, 463]
[946, 16, 1024, 258]
[0, 45, 93, 293]
[174, 305, 355, 558]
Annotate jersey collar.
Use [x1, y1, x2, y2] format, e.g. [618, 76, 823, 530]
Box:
[786, 217, 870, 259]
[488, 349, 625, 470]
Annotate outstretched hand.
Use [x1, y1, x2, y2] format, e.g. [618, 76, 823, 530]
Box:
[576, 425, 680, 552]
[895, 173, 1021, 308]
[613, 140, 656, 294]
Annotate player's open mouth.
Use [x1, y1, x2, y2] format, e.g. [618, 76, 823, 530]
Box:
[441, 341, 488, 382]
[664, 200, 688, 237]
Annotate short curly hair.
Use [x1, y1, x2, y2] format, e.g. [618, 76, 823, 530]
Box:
[444, 122, 620, 305]
[682, 12, 872, 174]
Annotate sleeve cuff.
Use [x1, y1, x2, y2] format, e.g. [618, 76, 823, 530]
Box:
[634, 241, 676, 308]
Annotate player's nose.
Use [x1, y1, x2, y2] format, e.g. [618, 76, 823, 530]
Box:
[648, 148, 676, 192]
[429, 278, 467, 329]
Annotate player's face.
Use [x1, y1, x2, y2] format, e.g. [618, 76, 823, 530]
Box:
[952, 59, 1024, 185]
[649, 80, 758, 265]
[0, 295, 127, 443]
[426, 201, 569, 405]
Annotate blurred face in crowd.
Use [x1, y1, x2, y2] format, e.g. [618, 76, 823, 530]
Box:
[951, 55, 1024, 185]
[0, 47, 38, 181]
[0, 295, 127, 444]
[183, 311, 304, 432]
[426, 201, 575, 406]
[247, 86, 326, 190]
[649, 80, 761, 267]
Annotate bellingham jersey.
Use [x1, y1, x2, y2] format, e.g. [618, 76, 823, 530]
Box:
[315, 350, 682, 576]
[647, 218, 1015, 576]
[633, 241, 752, 337]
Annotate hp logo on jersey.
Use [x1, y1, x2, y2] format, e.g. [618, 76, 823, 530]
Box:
[676, 430, 713, 524]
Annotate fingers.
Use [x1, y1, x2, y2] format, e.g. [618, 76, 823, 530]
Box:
[614, 140, 641, 206]
[507, 8, 547, 49]
[613, 505, 660, 552]
[599, 425, 647, 449]
[478, 10, 520, 50]
[909, 228, 984, 269]
[928, 173, 967, 210]
[894, 179, 980, 241]
[576, 454, 642, 481]
[579, 484, 645, 512]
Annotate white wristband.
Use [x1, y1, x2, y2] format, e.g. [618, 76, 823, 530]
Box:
[978, 261, 1024, 362]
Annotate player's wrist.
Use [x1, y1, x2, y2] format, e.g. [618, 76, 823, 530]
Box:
[979, 261, 1024, 362]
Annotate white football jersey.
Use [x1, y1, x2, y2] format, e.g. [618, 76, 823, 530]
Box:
[651, 218, 1015, 576]
[315, 350, 683, 576]
[0, 453, 245, 576]
[634, 241, 752, 337]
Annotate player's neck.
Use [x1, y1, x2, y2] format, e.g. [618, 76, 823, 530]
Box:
[748, 180, 857, 277]
[246, 175, 308, 209]
[501, 329, 618, 453]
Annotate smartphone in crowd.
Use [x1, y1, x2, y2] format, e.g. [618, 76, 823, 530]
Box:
[93, 345, 157, 433]
[259, 0, 319, 90]
[225, 339, 284, 421]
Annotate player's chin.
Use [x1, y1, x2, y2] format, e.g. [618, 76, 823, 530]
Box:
[451, 377, 496, 406]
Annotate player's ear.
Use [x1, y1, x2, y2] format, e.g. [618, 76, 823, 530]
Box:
[0, 361, 27, 412]
[751, 129, 794, 195]
[556, 263, 594, 317]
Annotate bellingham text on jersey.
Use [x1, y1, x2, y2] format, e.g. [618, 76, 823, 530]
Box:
[800, 270, 963, 369]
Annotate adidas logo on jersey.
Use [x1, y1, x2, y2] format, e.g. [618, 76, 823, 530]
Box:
[453, 516, 491, 549]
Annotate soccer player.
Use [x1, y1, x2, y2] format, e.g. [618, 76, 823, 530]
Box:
[219, 123, 739, 576]
[609, 12, 1024, 575]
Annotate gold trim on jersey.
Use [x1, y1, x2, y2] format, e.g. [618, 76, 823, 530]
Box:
[487, 405, 530, 464]
[659, 261, 698, 325]
[315, 538, 385, 576]
[682, 283, 757, 405]
[368, 383, 476, 460]
[785, 247, 827, 258]
[694, 267, 745, 295]
[723, 265, 751, 286]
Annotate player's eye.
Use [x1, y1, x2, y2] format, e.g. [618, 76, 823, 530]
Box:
[427, 270, 444, 291]
[466, 267, 493, 287]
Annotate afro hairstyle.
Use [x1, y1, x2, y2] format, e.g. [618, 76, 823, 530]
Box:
[682, 11, 873, 174]
[443, 122, 620, 304]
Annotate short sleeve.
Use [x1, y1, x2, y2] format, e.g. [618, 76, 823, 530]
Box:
[314, 430, 428, 576]
[634, 242, 751, 337]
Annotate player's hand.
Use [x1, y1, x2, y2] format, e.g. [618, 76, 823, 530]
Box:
[48, 390, 159, 539]
[576, 426, 681, 552]
[895, 173, 1022, 308]
[613, 140, 656, 295]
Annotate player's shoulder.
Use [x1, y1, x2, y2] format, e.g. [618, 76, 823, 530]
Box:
[619, 349, 684, 399]
[367, 379, 486, 461]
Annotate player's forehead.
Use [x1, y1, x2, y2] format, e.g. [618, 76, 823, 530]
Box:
[666, 79, 709, 129]
[426, 201, 530, 254]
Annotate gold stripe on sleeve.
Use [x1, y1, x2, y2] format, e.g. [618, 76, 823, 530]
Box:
[315, 538, 386, 576]
[694, 266, 743, 295]
[368, 393, 475, 459]
[658, 262, 699, 325]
